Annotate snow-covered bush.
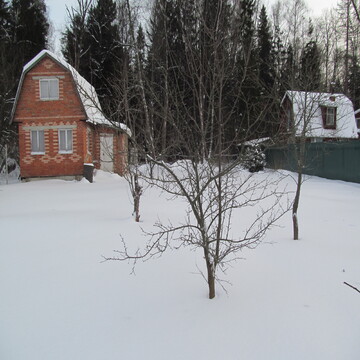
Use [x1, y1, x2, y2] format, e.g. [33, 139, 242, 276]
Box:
[242, 145, 266, 173]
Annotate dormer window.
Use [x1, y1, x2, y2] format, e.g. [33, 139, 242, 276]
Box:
[321, 106, 337, 130]
[39, 78, 59, 100]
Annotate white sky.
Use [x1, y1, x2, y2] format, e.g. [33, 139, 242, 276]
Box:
[46, 0, 340, 53]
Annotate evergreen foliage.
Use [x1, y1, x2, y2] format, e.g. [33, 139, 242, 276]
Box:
[299, 36, 321, 91]
[1, 0, 359, 162]
[242, 144, 266, 173]
[348, 55, 360, 109]
[84, 0, 123, 110]
[10, 0, 49, 69]
[0, 0, 49, 153]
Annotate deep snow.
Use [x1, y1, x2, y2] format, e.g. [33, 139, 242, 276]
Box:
[0, 169, 359, 360]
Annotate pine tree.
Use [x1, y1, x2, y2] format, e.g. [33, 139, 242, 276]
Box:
[0, 0, 12, 149]
[257, 6, 274, 92]
[61, 0, 92, 72]
[256, 5, 279, 137]
[348, 55, 360, 109]
[299, 23, 322, 92]
[281, 44, 296, 90]
[10, 0, 49, 69]
[234, 0, 261, 140]
[82, 0, 123, 112]
[0, 0, 49, 151]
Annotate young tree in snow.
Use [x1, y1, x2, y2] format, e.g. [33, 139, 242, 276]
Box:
[104, 0, 290, 299]
[283, 89, 354, 240]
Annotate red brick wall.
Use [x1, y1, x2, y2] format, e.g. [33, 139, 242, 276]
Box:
[93, 127, 128, 176]
[14, 55, 87, 178]
[18, 120, 87, 178]
[14, 57, 85, 120]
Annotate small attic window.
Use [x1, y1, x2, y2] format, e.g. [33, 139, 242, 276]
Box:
[39, 78, 59, 100]
[320, 106, 337, 130]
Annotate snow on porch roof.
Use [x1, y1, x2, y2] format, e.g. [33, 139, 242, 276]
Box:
[14, 50, 131, 136]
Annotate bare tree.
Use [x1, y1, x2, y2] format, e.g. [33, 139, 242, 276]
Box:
[103, 0, 290, 299]
[282, 90, 356, 240]
[105, 154, 290, 299]
[350, 0, 360, 23]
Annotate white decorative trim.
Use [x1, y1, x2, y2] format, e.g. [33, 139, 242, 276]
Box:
[32, 75, 65, 80]
[23, 125, 77, 131]
[17, 116, 84, 120]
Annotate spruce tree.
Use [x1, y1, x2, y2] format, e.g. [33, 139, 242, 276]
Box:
[0, 0, 12, 150]
[83, 0, 123, 113]
[348, 55, 360, 109]
[234, 0, 261, 140]
[257, 6, 274, 92]
[61, 0, 92, 72]
[299, 40, 321, 91]
[0, 0, 48, 151]
[10, 0, 49, 69]
[256, 5, 278, 137]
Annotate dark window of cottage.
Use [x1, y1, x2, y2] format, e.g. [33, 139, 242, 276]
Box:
[31, 130, 45, 154]
[39, 78, 59, 100]
[321, 106, 337, 129]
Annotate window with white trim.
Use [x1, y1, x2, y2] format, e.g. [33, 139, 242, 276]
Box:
[31, 130, 45, 154]
[321, 106, 337, 129]
[39, 78, 59, 100]
[58, 129, 73, 153]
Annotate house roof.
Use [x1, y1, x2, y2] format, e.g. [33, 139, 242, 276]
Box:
[11, 50, 131, 136]
[282, 90, 358, 139]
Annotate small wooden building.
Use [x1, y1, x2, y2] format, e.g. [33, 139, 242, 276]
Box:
[11, 50, 130, 180]
[280, 90, 358, 143]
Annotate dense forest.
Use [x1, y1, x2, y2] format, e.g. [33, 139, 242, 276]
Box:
[0, 0, 359, 159]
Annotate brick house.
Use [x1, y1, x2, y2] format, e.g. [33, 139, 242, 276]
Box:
[11, 50, 130, 180]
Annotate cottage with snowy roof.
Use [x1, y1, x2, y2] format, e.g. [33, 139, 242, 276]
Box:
[11, 50, 130, 180]
[281, 90, 358, 142]
[354, 109, 360, 137]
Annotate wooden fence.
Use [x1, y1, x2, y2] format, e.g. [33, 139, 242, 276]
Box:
[265, 140, 360, 183]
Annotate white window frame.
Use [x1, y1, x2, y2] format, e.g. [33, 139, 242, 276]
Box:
[31, 130, 45, 155]
[39, 78, 59, 100]
[58, 129, 73, 154]
[326, 107, 335, 127]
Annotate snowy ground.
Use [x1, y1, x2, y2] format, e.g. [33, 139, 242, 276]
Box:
[0, 169, 359, 360]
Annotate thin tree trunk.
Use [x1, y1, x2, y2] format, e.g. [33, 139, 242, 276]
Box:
[293, 140, 304, 240]
[344, 0, 350, 95]
[292, 170, 302, 240]
[125, 0, 155, 157]
[206, 258, 216, 299]
[133, 173, 141, 222]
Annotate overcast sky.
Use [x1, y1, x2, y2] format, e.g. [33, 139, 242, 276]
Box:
[46, 0, 340, 53]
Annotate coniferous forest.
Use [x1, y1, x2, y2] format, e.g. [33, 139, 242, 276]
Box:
[0, 0, 360, 160]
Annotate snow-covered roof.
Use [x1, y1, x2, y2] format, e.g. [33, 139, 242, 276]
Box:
[13, 50, 131, 136]
[282, 90, 357, 139]
[242, 137, 272, 146]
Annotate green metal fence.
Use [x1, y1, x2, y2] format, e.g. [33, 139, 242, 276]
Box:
[265, 140, 360, 183]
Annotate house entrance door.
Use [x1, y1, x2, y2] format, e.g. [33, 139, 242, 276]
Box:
[100, 134, 114, 172]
